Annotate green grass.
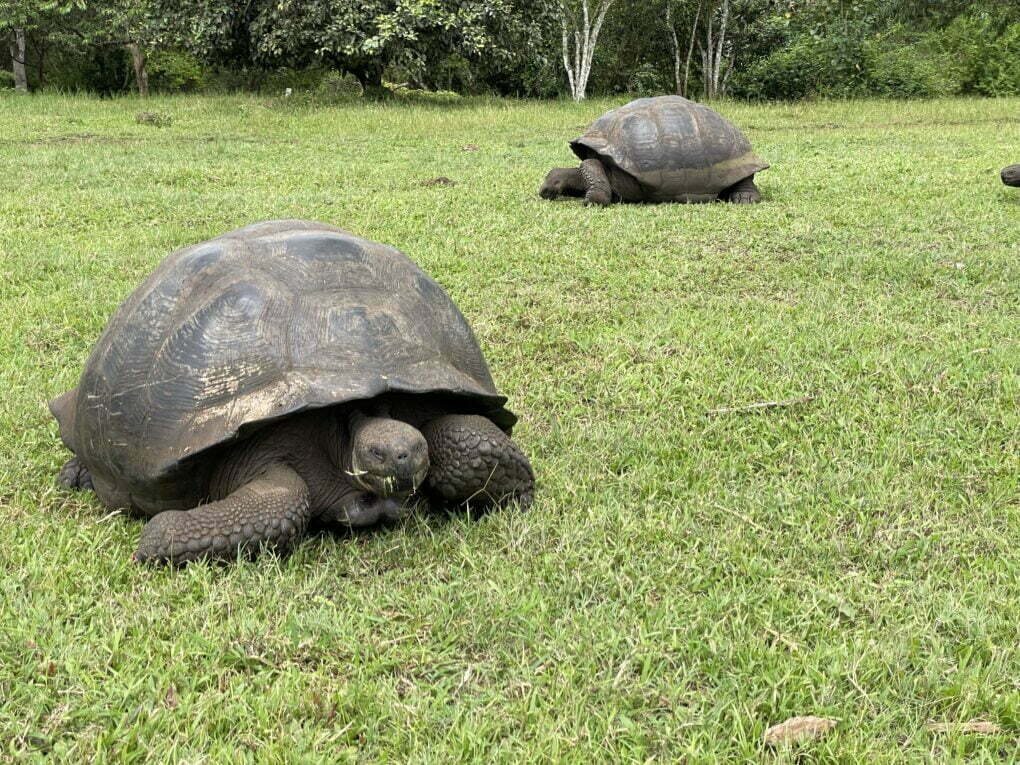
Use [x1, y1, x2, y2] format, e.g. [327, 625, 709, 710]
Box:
[1, 92, 1018, 761]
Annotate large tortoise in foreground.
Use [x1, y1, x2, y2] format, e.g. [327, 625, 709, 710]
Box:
[51, 220, 534, 565]
[539, 95, 769, 207]
[1003, 164, 1020, 187]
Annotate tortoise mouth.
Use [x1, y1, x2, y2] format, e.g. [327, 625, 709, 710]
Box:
[348, 458, 427, 499]
[538, 182, 559, 199]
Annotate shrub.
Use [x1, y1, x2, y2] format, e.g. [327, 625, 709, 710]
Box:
[257, 66, 332, 95]
[628, 62, 670, 95]
[260, 70, 364, 109]
[385, 82, 461, 103]
[862, 28, 962, 98]
[429, 54, 476, 93]
[730, 37, 866, 100]
[314, 71, 363, 102]
[974, 22, 1020, 95]
[44, 44, 131, 95]
[147, 50, 206, 93]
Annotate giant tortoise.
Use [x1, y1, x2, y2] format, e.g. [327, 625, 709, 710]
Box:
[51, 219, 534, 565]
[539, 95, 769, 207]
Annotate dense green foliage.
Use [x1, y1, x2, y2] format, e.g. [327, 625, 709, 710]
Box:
[728, 4, 1020, 100]
[2, 92, 1019, 759]
[2, 0, 1019, 98]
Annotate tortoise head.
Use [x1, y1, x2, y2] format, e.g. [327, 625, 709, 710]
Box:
[539, 167, 585, 200]
[347, 412, 429, 500]
[1002, 164, 1020, 188]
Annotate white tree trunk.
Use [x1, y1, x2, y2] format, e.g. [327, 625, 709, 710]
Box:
[713, 0, 729, 96]
[560, 0, 614, 101]
[700, 0, 730, 99]
[665, 0, 703, 98]
[10, 27, 28, 93]
[683, 0, 702, 98]
[665, 2, 681, 95]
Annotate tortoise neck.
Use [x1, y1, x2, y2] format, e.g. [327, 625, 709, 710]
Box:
[563, 167, 587, 196]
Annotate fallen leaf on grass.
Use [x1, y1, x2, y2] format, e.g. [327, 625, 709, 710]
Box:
[926, 721, 1002, 734]
[165, 684, 178, 709]
[763, 716, 837, 746]
[461, 144, 479, 152]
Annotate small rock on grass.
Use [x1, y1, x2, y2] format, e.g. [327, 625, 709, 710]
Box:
[926, 721, 1002, 735]
[418, 176, 456, 187]
[763, 716, 837, 747]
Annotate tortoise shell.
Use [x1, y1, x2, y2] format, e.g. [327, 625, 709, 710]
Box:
[570, 96, 769, 202]
[50, 219, 514, 511]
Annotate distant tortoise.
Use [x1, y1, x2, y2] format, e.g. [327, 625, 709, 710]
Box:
[539, 95, 769, 207]
[51, 220, 534, 566]
[1002, 164, 1020, 187]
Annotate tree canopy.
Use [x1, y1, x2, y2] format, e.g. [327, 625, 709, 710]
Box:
[3, 0, 1019, 98]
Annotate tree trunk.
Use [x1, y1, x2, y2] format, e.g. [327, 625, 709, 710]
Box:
[665, 2, 681, 95]
[683, 0, 702, 98]
[349, 61, 386, 97]
[713, 0, 729, 97]
[127, 43, 149, 97]
[665, 0, 703, 98]
[699, 0, 731, 99]
[560, 0, 614, 102]
[720, 50, 734, 95]
[10, 27, 28, 93]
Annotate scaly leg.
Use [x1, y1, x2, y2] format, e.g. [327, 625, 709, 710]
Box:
[134, 464, 311, 566]
[720, 175, 762, 204]
[580, 159, 613, 207]
[422, 415, 534, 511]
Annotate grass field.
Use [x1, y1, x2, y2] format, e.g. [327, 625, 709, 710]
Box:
[0, 92, 1018, 761]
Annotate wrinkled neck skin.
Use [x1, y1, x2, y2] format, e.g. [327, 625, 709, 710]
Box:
[540, 167, 586, 199]
[324, 411, 352, 476]
[344, 409, 372, 485]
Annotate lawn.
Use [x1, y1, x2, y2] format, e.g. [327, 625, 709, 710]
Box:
[0, 92, 1018, 761]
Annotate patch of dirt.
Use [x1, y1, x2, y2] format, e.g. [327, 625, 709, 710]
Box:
[10, 134, 277, 147]
[24, 133, 120, 145]
[747, 116, 1020, 132]
[418, 176, 457, 187]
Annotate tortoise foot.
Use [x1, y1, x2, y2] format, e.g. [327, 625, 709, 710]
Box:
[57, 456, 94, 492]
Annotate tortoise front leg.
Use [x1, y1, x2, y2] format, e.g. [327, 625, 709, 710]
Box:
[421, 414, 534, 511]
[580, 159, 613, 207]
[57, 456, 94, 492]
[318, 490, 408, 529]
[134, 464, 311, 566]
[720, 175, 762, 204]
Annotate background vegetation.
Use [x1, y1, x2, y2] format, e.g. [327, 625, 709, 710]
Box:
[1, 92, 1018, 760]
[3, 0, 1020, 100]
